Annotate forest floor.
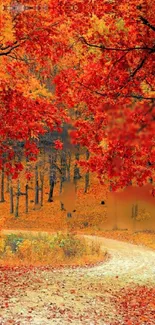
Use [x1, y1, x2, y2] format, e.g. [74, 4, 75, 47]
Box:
[0, 174, 155, 323]
[0, 233, 155, 325]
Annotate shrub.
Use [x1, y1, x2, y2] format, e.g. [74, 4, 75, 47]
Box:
[0, 232, 105, 266]
[49, 232, 86, 257]
[5, 234, 24, 253]
[0, 238, 5, 254]
[17, 239, 32, 259]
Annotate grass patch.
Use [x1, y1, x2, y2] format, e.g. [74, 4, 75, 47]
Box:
[0, 232, 107, 267]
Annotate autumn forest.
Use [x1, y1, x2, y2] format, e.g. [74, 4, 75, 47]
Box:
[0, 1, 155, 324]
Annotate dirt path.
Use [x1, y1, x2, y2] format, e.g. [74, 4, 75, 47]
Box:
[2, 229, 155, 285]
[83, 235, 155, 284]
[0, 230, 155, 324]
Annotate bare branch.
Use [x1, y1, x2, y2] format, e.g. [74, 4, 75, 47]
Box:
[140, 16, 155, 32]
[0, 42, 20, 56]
[80, 36, 154, 52]
[120, 94, 155, 100]
[130, 56, 147, 77]
[78, 82, 155, 101]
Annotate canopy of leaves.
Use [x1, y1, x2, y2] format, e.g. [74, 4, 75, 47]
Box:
[0, 0, 155, 190]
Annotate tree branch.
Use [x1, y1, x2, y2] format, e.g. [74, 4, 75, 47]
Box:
[0, 41, 18, 50]
[137, 105, 155, 132]
[130, 56, 147, 77]
[80, 36, 154, 52]
[121, 94, 155, 100]
[0, 42, 20, 56]
[140, 16, 155, 32]
[78, 82, 155, 101]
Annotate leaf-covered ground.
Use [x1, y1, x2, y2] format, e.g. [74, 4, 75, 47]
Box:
[78, 230, 155, 250]
[0, 235, 155, 324]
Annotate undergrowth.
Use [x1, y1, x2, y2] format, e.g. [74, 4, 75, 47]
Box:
[0, 232, 107, 267]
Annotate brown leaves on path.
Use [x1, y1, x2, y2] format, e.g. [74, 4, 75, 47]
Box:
[114, 286, 155, 325]
[0, 263, 155, 324]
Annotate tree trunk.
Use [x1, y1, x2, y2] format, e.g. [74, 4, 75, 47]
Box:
[48, 153, 57, 202]
[10, 183, 14, 214]
[34, 164, 39, 205]
[40, 171, 44, 206]
[60, 151, 67, 210]
[48, 180, 55, 202]
[25, 184, 29, 213]
[84, 150, 90, 193]
[73, 145, 81, 192]
[66, 151, 71, 182]
[6, 174, 10, 193]
[15, 180, 20, 218]
[0, 166, 5, 202]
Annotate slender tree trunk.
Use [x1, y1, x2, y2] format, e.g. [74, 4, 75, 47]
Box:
[25, 184, 29, 213]
[35, 164, 39, 205]
[40, 171, 44, 206]
[6, 174, 10, 193]
[15, 180, 20, 218]
[73, 145, 81, 192]
[66, 152, 73, 218]
[84, 150, 90, 193]
[48, 153, 57, 202]
[48, 154, 52, 202]
[48, 180, 55, 202]
[10, 181, 14, 214]
[66, 151, 71, 182]
[60, 151, 67, 210]
[0, 166, 5, 202]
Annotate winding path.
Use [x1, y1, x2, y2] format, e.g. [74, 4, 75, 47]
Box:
[80, 235, 155, 284]
[1, 230, 155, 324]
[2, 229, 155, 284]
